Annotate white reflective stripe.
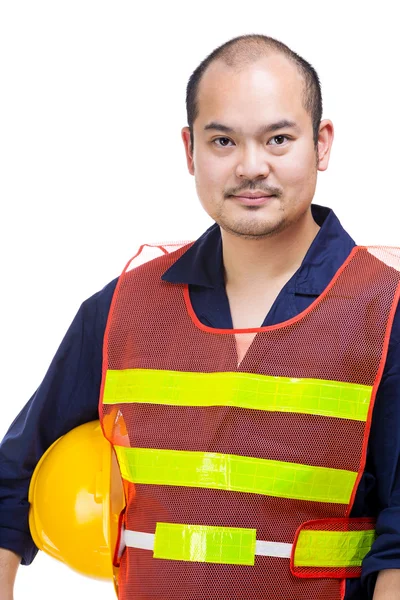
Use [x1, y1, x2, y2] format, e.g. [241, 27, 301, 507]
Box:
[124, 530, 293, 559]
[255, 539, 292, 558]
[124, 530, 155, 551]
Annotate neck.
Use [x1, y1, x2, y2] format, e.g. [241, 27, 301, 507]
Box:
[221, 208, 320, 288]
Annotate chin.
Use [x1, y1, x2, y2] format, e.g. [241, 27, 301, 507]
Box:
[220, 219, 285, 239]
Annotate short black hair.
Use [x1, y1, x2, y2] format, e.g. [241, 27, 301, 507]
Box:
[186, 34, 323, 151]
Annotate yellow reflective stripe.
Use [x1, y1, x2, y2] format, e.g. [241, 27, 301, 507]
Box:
[115, 446, 357, 504]
[153, 522, 256, 565]
[294, 529, 376, 567]
[125, 525, 377, 568]
[103, 369, 371, 421]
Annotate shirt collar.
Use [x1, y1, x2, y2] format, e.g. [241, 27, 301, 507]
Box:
[161, 204, 356, 296]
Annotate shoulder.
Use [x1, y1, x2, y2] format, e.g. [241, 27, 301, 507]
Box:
[387, 300, 400, 349]
[81, 276, 119, 313]
[377, 299, 400, 388]
[72, 277, 119, 347]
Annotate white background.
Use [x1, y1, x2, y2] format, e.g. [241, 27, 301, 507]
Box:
[0, 1, 399, 598]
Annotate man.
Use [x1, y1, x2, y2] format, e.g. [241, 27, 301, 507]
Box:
[1, 33, 400, 599]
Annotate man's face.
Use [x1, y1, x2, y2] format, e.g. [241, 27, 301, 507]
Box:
[182, 54, 333, 239]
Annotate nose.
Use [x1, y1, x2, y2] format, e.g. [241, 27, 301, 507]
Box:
[235, 143, 271, 180]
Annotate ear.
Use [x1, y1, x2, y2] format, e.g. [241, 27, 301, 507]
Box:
[181, 127, 195, 175]
[317, 119, 334, 172]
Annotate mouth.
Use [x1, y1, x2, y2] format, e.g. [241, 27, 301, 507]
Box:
[230, 194, 276, 206]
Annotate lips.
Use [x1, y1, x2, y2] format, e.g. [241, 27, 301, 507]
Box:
[231, 194, 276, 206]
[234, 194, 274, 199]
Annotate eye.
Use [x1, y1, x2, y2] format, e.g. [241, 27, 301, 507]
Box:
[269, 135, 290, 146]
[213, 137, 234, 148]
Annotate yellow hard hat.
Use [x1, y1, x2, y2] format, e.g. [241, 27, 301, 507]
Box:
[28, 420, 125, 590]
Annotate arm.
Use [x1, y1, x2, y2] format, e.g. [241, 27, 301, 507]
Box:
[0, 278, 117, 579]
[373, 569, 400, 599]
[360, 303, 400, 598]
[0, 548, 20, 600]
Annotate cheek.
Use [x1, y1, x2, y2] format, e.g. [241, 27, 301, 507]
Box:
[279, 149, 316, 187]
[195, 152, 231, 189]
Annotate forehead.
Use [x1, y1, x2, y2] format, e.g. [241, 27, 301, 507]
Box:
[196, 54, 308, 129]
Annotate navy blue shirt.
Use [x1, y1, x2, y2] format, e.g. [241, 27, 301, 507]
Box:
[1, 204, 400, 599]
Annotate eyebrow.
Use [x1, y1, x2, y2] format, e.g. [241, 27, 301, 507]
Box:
[204, 119, 300, 135]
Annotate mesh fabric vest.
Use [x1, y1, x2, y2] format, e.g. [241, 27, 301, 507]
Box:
[100, 242, 400, 600]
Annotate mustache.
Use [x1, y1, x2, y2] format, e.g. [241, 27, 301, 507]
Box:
[225, 184, 280, 197]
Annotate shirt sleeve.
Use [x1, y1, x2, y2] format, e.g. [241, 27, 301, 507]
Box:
[0, 277, 117, 565]
[360, 300, 400, 596]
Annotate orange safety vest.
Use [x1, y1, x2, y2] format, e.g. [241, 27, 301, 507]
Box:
[99, 242, 400, 600]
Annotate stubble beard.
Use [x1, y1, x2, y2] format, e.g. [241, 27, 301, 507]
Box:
[214, 201, 288, 240]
